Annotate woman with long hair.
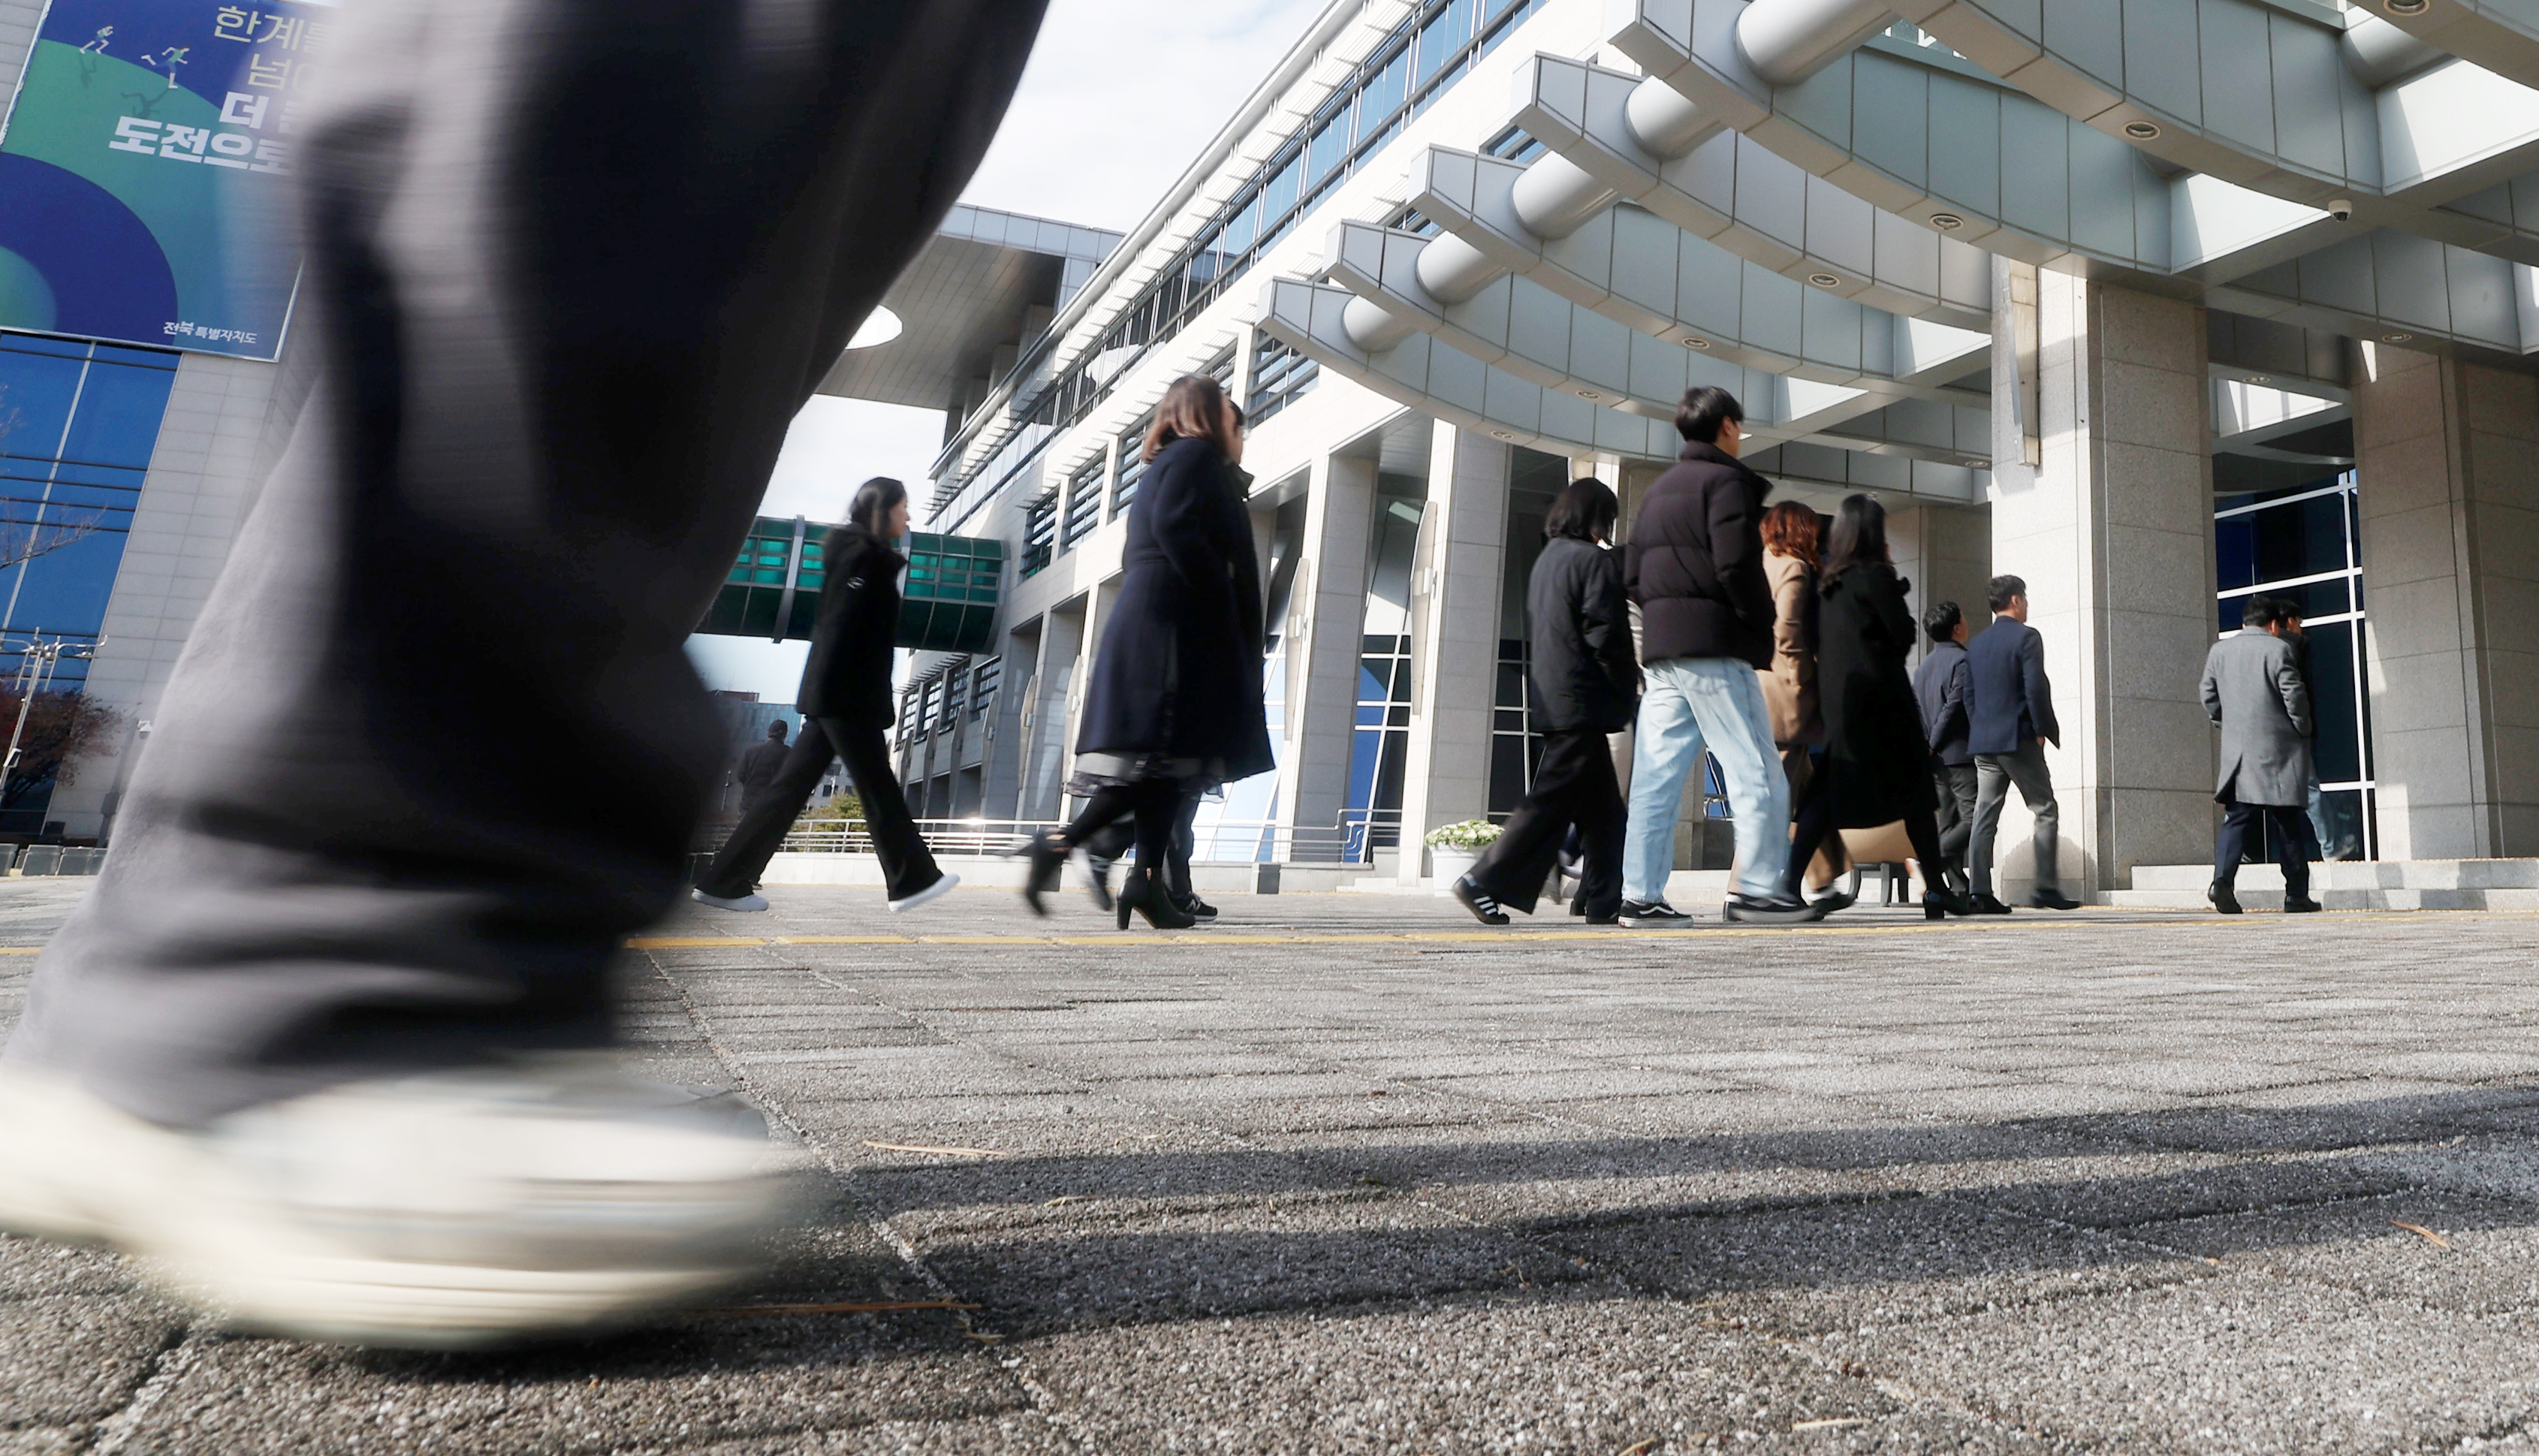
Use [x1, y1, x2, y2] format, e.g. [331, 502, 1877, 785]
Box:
[1450, 479, 1636, 925]
[1758, 500, 1824, 796]
[1781, 495, 1972, 920]
[1011, 375, 1271, 928]
[693, 477, 956, 914]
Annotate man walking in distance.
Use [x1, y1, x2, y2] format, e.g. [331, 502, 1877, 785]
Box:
[1913, 601, 1975, 894]
[1965, 575, 2081, 912]
[0, 0, 1050, 1349]
[1618, 387, 1816, 926]
[2201, 596, 2321, 915]
[735, 720, 792, 817]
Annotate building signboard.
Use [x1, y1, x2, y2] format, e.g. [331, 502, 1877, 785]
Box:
[0, 0, 328, 361]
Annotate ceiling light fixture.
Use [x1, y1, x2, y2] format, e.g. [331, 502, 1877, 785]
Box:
[1929, 213, 1965, 231]
[1684, 336, 1711, 350]
[2123, 120, 2161, 140]
[2385, 332, 2414, 343]
[2248, 374, 2272, 384]
[1491, 430, 1516, 440]
[2386, 0, 2428, 13]
[1807, 272, 1842, 288]
[1579, 388, 1602, 399]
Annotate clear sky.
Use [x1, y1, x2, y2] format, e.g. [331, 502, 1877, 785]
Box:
[685, 0, 1328, 703]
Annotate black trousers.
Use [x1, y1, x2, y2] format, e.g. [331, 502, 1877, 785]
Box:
[2, 0, 1047, 1126]
[1468, 728, 1624, 918]
[1084, 790, 1201, 898]
[1783, 767, 1945, 900]
[2215, 799, 2311, 896]
[700, 718, 938, 902]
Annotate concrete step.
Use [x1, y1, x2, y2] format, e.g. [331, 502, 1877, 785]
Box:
[2129, 858, 2539, 892]
[2107, 885, 2539, 912]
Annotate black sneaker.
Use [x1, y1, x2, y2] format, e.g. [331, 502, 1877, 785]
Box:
[2209, 880, 2243, 915]
[1723, 893, 1824, 924]
[2283, 894, 2321, 914]
[1180, 895, 1220, 922]
[2028, 887, 2081, 911]
[1452, 876, 1510, 927]
[1617, 900, 1694, 928]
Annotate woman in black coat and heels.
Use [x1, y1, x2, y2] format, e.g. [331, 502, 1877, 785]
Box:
[1780, 495, 1972, 920]
[1012, 374, 1271, 928]
[693, 477, 955, 914]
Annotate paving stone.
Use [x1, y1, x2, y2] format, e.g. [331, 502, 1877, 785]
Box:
[1826, 1272, 2539, 1453]
[2152, 1190, 2539, 1313]
[0, 1292, 185, 1427]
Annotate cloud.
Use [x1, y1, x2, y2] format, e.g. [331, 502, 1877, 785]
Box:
[959, 0, 1331, 231]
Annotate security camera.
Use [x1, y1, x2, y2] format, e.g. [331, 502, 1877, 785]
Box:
[2328, 198, 2355, 222]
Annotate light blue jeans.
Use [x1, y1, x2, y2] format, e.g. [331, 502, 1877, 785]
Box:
[1624, 656, 1790, 904]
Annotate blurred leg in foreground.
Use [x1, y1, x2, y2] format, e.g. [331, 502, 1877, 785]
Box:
[0, 0, 1045, 1347]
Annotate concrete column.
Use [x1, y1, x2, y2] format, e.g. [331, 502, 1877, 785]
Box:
[979, 622, 1038, 819]
[1274, 452, 1376, 858]
[2351, 345, 2539, 858]
[1987, 268, 2217, 896]
[1016, 603, 1084, 821]
[1396, 423, 1510, 883]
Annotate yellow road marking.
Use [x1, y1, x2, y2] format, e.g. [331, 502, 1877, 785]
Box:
[772, 935, 914, 945]
[625, 936, 765, 948]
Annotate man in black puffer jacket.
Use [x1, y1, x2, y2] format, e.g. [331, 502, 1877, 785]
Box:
[1618, 387, 1817, 926]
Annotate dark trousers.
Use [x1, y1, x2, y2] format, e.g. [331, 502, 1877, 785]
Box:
[1468, 728, 1624, 918]
[1931, 762, 1977, 887]
[1, 0, 1047, 1126]
[699, 719, 938, 902]
[1084, 791, 1201, 899]
[1782, 767, 1945, 900]
[2215, 799, 2311, 897]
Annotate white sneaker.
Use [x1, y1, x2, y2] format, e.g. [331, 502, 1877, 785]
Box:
[691, 888, 767, 912]
[888, 871, 959, 912]
[0, 1063, 807, 1349]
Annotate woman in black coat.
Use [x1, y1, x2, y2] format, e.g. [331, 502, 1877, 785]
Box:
[1014, 374, 1271, 928]
[1780, 494, 1971, 920]
[1451, 479, 1635, 926]
[693, 478, 954, 914]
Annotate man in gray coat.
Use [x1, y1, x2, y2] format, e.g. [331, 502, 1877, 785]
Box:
[2201, 596, 2320, 915]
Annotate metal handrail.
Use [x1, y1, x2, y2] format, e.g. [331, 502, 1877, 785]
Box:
[735, 812, 1400, 866]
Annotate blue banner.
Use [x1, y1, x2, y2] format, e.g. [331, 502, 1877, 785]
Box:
[0, 0, 329, 361]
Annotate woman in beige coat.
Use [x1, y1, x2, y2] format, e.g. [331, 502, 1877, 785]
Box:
[1759, 501, 1824, 797]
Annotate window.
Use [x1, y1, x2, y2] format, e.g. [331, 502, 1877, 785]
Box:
[1417, 0, 1476, 86]
[1483, 125, 1545, 164]
[1488, 635, 1536, 818]
[938, 662, 968, 732]
[1021, 491, 1057, 577]
[1248, 332, 1319, 426]
[1112, 411, 1156, 516]
[970, 657, 1000, 720]
[2216, 474, 2373, 861]
[1061, 457, 1104, 547]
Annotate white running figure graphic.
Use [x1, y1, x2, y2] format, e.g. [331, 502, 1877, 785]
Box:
[77, 26, 113, 54]
[140, 46, 188, 91]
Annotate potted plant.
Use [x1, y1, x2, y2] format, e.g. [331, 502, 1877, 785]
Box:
[1423, 819, 1501, 893]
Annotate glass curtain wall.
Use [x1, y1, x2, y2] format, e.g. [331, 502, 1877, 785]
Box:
[1343, 480, 1427, 861]
[1489, 450, 1569, 817]
[2215, 473, 2372, 860]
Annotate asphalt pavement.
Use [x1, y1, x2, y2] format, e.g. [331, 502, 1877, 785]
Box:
[7, 879, 2539, 1453]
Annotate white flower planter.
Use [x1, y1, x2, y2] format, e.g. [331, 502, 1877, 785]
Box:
[1428, 846, 1482, 894]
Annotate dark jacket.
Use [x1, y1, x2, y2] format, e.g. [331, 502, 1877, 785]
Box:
[795, 523, 900, 727]
[1818, 562, 1934, 827]
[1527, 536, 1638, 734]
[1912, 640, 1973, 767]
[1966, 617, 2060, 755]
[736, 736, 790, 791]
[1624, 441, 1774, 669]
[1075, 437, 1274, 780]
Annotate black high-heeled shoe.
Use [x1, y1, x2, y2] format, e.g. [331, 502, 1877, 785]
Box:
[1922, 886, 1975, 921]
[1117, 867, 1196, 930]
[1003, 830, 1069, 917]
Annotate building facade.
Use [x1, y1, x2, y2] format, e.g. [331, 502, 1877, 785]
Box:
[859, 0, 2539, 894]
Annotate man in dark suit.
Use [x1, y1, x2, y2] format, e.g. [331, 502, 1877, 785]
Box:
[1965, 575, 2080, 912]
[734, 720, 792, 815]
[1912, 602, 1975, 894]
